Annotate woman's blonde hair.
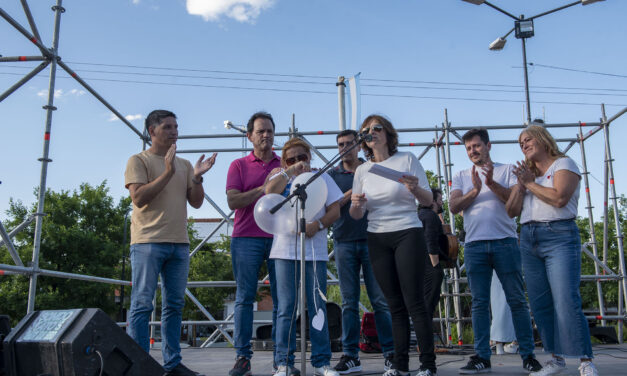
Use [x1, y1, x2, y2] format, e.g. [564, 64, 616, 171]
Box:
[519, 125, 565, 176]
[280, 137, 311, 168]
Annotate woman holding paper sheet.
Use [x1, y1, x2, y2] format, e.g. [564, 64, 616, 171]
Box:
[349, 115, 437, 376]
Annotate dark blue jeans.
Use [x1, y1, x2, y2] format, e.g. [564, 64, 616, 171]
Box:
[464, 237, 535, 361]
[334, 239, 394, 358]
[520, 220, 593, 358]
[230, 237, 277, 359]
[128, 243, 189, 371]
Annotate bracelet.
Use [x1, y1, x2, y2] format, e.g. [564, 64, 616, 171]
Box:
[280, 169, 290, 180]
[192, 176, 203, 184]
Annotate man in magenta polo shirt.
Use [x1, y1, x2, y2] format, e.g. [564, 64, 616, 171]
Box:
[226, 111, 281, 376]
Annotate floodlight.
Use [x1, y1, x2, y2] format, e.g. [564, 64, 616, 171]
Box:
[224, 120, 233, 129]
[462, 0, 485, 4]
[582, 0, 604, 5]
[489, 37, 507, 50]
[515, 19, 534, 39]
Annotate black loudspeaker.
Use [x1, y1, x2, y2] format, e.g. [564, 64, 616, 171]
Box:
[3, 308, 165, 376]
[0, 315, 11, 376]
[589, 325, 619, 344]
[296, 302, 342, 340]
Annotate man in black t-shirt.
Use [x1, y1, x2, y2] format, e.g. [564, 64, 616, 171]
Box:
[418, 188, 448, 317]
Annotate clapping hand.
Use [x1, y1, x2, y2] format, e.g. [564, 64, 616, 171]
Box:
[165, 144, 177, 174]
[194, 152, 218, 177]
[481, 161, 495, 188]
[513, 160, 534, 186]
[471, 165, 482, 193]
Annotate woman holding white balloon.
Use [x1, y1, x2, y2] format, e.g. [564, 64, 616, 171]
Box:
[262, 137, 343, 376]
[350, 115, 436, 376]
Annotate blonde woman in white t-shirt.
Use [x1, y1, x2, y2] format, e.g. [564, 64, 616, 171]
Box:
[349, 115, 436, 376]
[506, 125, 597, 376]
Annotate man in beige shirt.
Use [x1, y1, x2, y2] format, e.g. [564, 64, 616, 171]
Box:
[124, 109, 216, 376]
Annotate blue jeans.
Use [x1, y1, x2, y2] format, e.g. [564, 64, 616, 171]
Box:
[464, 237, 535, 361]
[231, 237, 277, 359]
[128, 243, 190, 371]
[334, 240, 394, 358]
[274, 259, 331, 368]
[520, 220, 593, 358]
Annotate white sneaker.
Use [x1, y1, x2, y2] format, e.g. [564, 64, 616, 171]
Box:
[496, 343, 505, 355]
[578, 361, 598, 376]
[314, 365, 340, 376]
[530, 358, 566, 376]
[504, 342, 519, 354]
[274, 365, 287, 376]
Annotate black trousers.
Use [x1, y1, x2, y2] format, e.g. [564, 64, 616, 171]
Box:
[367, 228, 436, 372]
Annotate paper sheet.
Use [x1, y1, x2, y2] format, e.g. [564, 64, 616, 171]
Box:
[368, 164, 405, 182]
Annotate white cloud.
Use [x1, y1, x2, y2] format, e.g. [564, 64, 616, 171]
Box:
[108, 113, 143, 122]
[36, 88, 86, 99]
[131, 0, 140, 4]
[186, 0, 275, 23]
[37, 89, 63, 98]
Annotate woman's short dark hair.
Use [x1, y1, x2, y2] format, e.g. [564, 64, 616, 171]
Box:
[247, 111, 276, 133]
[359, 114, 398, 160]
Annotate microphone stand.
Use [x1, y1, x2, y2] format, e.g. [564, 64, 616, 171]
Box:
[269, 134, 368, 376]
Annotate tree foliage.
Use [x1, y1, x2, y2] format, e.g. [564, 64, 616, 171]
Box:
[1, 182, 131, 325]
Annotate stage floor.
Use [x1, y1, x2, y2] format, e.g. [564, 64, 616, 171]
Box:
[150, 344, 627, 375]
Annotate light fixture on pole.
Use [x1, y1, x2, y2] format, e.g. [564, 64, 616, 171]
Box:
[462, 0, 605, 123]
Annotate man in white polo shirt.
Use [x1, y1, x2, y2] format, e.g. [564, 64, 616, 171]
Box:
[450, 128, 541, 375]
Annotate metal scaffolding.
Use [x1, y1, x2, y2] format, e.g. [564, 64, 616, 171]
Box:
[1, 1, 626, 348]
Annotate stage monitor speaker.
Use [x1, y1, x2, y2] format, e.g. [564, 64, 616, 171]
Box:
[3, 308, 165, 376]
[1, 315, 10, 376]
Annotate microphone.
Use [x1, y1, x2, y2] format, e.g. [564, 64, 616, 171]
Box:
[358, 133, 373, 142]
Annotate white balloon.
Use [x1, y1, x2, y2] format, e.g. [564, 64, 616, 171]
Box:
[253, 193, 297, 235]
[290, 172, 328, 221]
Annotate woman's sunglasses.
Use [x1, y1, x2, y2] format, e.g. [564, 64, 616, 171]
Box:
[362, 124, 384, 135]
[285, 153, 309, 166]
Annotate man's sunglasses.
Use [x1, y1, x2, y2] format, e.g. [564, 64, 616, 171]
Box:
[362, 124, 384, 135]
[285, 153, 309, 166]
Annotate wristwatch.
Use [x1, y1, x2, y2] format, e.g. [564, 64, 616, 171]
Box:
[318, 220, 325, 231]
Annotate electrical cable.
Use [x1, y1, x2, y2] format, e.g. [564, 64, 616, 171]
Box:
[95, 350, 104, 376]
[529, 63, 627, 79]
[3, 70, 623, 107]
[3, 64, 627, 94]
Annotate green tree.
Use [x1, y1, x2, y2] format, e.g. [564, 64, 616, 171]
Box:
[184, 234, 235, 320]
[1, 182, 131, 325]
[576, 195, 627, 310]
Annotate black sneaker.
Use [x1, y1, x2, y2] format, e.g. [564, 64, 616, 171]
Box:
[459, 355, 491, 374]
[334, 354, 362, 374]
[382, 369, 409, 376]
[384, 354, 394, 371]
[229, 356, 251, 376]
[165, 362, 204, 376]
[416, 368, 437, 376]
[523, 356, 543, 372]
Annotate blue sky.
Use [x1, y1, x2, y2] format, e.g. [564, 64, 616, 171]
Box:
[1, 0, 625, 224]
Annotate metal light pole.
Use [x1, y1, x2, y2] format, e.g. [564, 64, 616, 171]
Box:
[462, 0, 605, 124]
